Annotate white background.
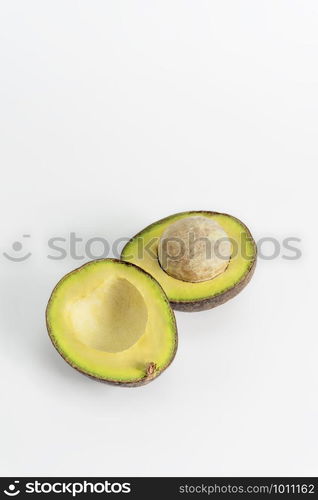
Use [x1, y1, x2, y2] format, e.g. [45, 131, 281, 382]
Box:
[0, 0, 317, 477]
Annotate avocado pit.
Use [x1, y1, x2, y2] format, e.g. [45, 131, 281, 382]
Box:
[158, 216, 232, 283]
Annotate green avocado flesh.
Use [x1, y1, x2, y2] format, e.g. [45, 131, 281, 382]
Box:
[121, 211, 257, 307]
[46, 259, 177, 385]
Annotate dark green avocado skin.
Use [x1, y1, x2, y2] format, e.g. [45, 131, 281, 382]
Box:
[121, 210, 257, 313]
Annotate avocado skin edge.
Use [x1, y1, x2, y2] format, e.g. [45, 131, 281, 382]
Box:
[46, 258, 178, 387]
[171, 256, 256, 312]
[121, 210, 257, 313]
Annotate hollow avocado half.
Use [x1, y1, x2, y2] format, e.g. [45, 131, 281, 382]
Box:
[121, 211, 257, 312]
[46, 259, 178, 386]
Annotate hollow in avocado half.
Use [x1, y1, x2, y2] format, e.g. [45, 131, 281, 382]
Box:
[121, 211, 257, 312]
[46, 259, 178, 386]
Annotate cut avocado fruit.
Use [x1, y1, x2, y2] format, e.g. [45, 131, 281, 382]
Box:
[46, 259, 177, 386]
[121, 211, 257, 312]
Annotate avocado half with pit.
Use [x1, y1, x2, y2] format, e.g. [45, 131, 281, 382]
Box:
[46, 259, 177, 386]
[121, 211, 257, 312]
